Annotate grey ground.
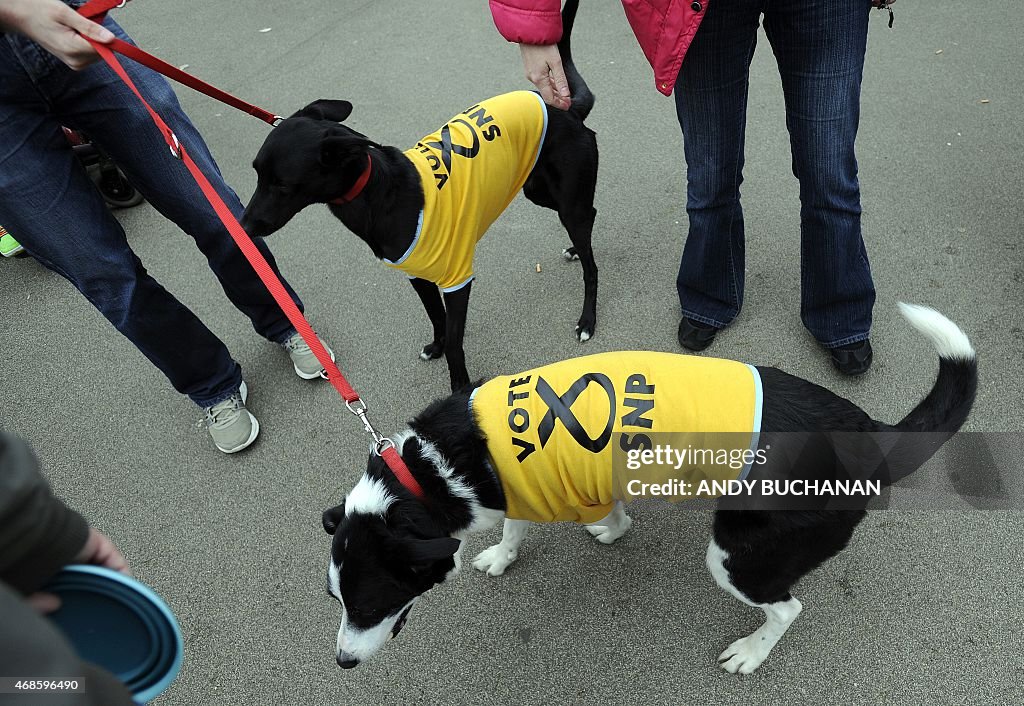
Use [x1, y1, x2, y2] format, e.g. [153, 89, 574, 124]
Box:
[2, 1, 1023, 704]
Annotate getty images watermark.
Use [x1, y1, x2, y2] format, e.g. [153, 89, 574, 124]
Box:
[622, 443, 881, 500]
[610, 432, 1021, 511]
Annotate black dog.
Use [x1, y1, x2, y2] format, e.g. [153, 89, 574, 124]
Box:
[320, 304, 977, 672]
[241, 0, 597, 392]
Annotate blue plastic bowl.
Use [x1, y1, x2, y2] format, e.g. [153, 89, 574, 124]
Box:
[44, 565, 183, 703]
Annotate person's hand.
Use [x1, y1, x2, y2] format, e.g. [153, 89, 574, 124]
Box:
[519, 43, 571, 111]
[26, 591, 62, 614]
[26, 528, 129, 614]
[0, 0, 115, 70]
[75, 527, 130, 575]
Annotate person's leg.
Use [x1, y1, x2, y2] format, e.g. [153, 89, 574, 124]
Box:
[674, 0, 765, 337]
[763, 0, 876, 358]
[0, 32, 242, 409]
[52, 15, 303, 345]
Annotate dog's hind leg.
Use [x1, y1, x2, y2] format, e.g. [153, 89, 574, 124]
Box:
[706, 539, 803, 674]
[523, 143, 599, 341]
[441, 283, 473, 392]
[409, 278, 446, 361]
[472, 519, 530, 577]
[584, 501, 632, 544]
[557, 204, 598, 342]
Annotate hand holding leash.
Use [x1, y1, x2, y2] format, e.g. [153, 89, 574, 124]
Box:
[0, 0, 115, 69]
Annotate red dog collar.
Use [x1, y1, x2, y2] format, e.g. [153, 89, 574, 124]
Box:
[331, 155, 373, 204]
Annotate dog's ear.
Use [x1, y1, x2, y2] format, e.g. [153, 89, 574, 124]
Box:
[322, 502, 346, 535]
[406, 537, 461, 566]
[292, 99, 353, 122]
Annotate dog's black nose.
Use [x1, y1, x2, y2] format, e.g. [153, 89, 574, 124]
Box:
[240, 216, 267, 238]
[336, 655, 359, 669]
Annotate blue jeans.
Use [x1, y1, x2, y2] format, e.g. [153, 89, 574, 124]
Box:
[675, 0, 875, 347]
[0, 16, 301, 406]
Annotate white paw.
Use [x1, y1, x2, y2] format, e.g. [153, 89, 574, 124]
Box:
[472, 544, 518, 577]
[418, 350, 432, 361]
[718, 634, 771, 675]
[562, 248, 580, 262]
[575, 326, 593, 342]
[585, 515, 632, 544]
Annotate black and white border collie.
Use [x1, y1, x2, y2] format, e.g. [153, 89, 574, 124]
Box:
[321, 304, 977, 673]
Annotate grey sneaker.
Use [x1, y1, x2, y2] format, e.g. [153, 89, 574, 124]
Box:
[282, 332, 335, 379]
[204, 381, 259, 454]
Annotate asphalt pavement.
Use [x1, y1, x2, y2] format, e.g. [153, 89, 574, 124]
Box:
[1, 1, 1022, 704]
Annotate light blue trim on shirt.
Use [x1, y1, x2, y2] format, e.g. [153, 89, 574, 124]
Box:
[737, 364, 764, 482]
[384, 210, 424, 266]
[441, 275, 475, 293]
[526, 91, 549, 174]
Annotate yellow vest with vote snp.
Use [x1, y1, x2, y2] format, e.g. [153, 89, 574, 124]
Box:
[470, 352, 764, 524]
[385, 91, 548, 291]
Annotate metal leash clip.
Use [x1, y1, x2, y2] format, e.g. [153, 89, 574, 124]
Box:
[346, 398, 395, 456]
[168, 131, 182, 159]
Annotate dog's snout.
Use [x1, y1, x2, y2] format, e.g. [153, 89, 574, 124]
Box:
[336, 653, 359, 669]
[239, 212, 268, 238]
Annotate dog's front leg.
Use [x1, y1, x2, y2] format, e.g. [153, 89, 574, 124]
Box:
[584, 501, 632, 544]
[706, 539, 803, 674]
[441, 283, 473, 392]
[471, 519, 529, 577]
[409, 278, 446, 360]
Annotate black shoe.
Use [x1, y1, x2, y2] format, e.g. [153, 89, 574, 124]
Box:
[677, 317, 718, 352]
[829, 339, 873, 376]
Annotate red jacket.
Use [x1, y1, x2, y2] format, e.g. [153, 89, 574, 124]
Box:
[488, 0, 708, 96]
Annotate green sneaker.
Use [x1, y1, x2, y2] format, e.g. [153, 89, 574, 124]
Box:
[282, 332, 335, 379]
[0, 227, 25, 258]
[204, 381, 259, 454]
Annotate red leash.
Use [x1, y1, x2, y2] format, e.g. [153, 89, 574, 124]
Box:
[75, 0, 424, 499]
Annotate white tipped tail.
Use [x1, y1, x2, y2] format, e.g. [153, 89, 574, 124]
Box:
[897, 302, 976, 361]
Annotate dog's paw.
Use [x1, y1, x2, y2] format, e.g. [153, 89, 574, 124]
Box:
[419, 341, 444, 361]
[718, 634, 771, 675]
[562, 247, 579, 262]
[471, 544, 518, 577]
[575, 320, 595, 343]
[584, 514, 632, 544]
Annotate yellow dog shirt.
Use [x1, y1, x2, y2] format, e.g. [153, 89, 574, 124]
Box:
[470, 352, 764, 524]
[385, 91, 548, 291]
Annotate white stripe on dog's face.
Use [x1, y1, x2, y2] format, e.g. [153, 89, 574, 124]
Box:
[335, 597, 416, 666]
[327, 559, 342, 602]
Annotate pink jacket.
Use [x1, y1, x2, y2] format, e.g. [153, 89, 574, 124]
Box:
[488, 0, 708, 96]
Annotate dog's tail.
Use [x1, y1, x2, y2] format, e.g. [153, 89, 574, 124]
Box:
[869, 303, 978, 485]
[894, 303, 977, 434]
[559, 0, 594, 121]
